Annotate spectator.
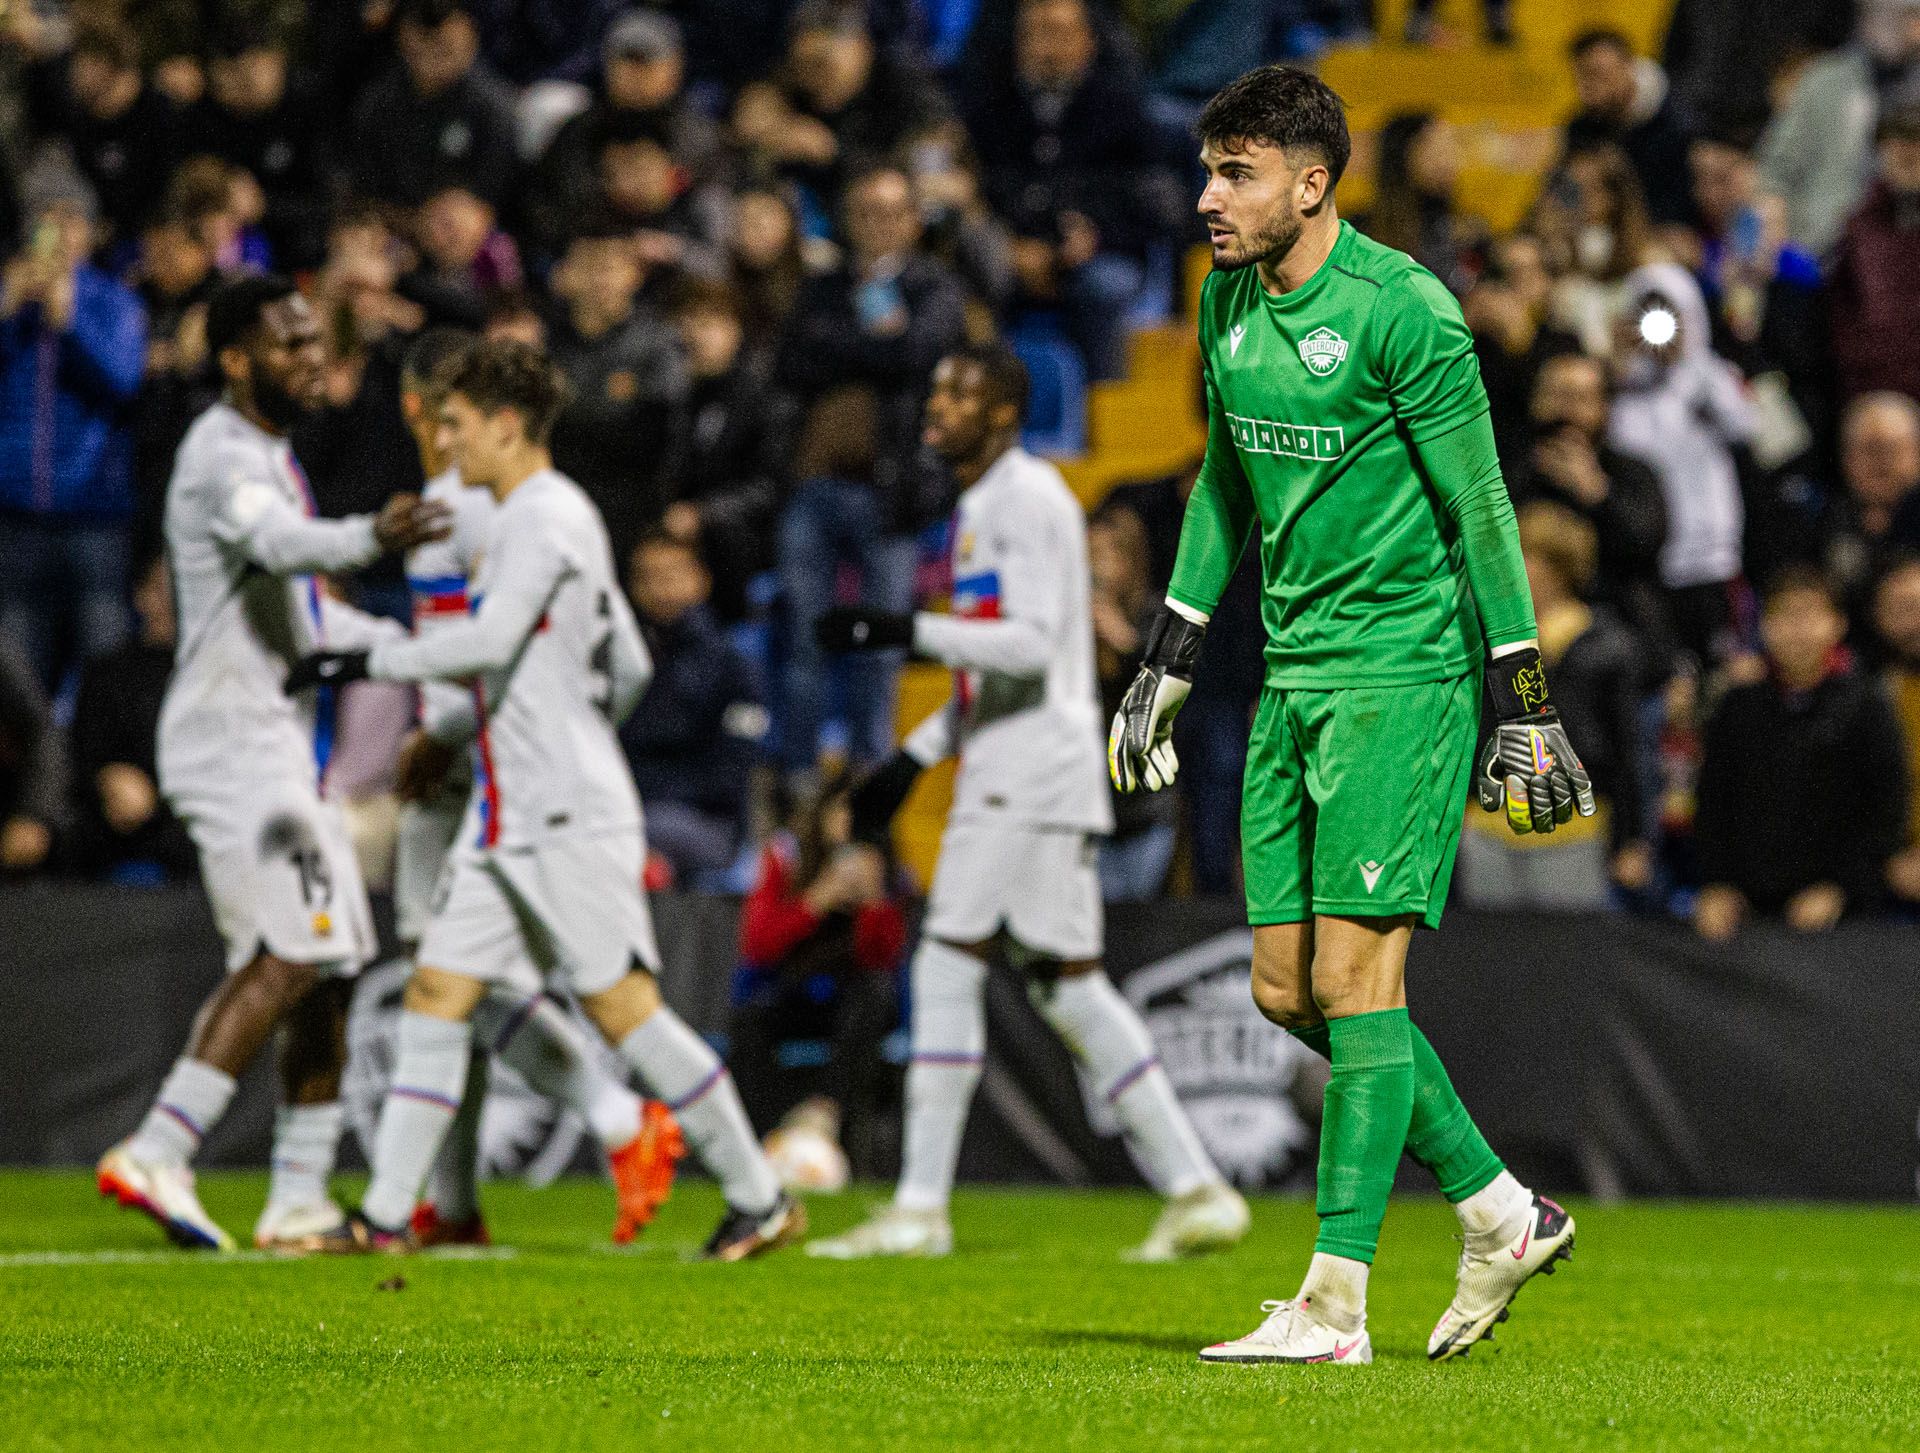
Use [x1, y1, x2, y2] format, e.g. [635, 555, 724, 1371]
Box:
[20, 18, 182, 248]
[163, 155, 273, 276]
[1684, 135, 1821, 350]
[411, 184, 523, 318]
[1562, 28, 1697, 228]
[0, 629, 67, 876]
[1872, 553, 1920, 905]
[774, 162, 966, 775]
[130, 205, 219, 524]
[1607, 262, 1757, 670]
[1089, 506, 1176, 901]
[731, 771, 906, 1163]
[347, 0, 519, 210]
[1355, 112, 1488, 295]
[483, 286, 548, 347]
[68, 552, 194, 881]
[731, 0, 950, 217]
[546, 226, 688, 561]
[587, 112, 730, 280]
[1693, 566, 1909, 939]
[1508, 351, 1671, 666]
[1664, 0, 1854, 140]
[1465, 232, 1583, 466]
[467, 0, 628, 86]
[1819, 392, 1920, 637]
[1458, 502, 1653, 908]
[621, 531, 767, 884]
[902, 120, 1016, 317]
[0, 152, 146, 692]
[1404, 0, 1510, 47]
[665, 280, 791, 621]
[963, 0, 1171, 380]
[725, 184, 810, 355]
[184, 22, 331, 270]
[1533, 144, 1658, 356]
[1830, 106, 1920, 407]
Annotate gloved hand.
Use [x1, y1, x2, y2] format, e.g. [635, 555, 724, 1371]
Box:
[1475, 646, 1597, 834]
[1108, 606, 1206, 793]
[848, 752, 925, 844]
[815, 607, 915, 653]
[285, 651, 370, 695]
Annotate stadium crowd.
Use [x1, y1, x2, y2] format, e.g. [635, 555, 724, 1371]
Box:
[2, 0, 1920, 953]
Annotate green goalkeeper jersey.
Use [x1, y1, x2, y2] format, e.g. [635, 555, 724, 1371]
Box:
[1169, 220, 1534, 689]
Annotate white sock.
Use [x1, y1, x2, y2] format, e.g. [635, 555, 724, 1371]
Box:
[478, 993, 644, 1149]
[265, 1102, 343, 1212]
[127, 1059, 236, 1167]
[1299, 1251, 1370, 1335]
[422, 1050, 487, 1223]
[619, 1007, 780, 1214]
[1033, 971, 1217, 1199]
[362, 1012, 472, 1231]
[894, 940, 986, 1214]
[1456, 1168, 1533, 1253]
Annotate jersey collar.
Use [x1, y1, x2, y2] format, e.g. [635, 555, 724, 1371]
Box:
[1258, 220, 1354, 316]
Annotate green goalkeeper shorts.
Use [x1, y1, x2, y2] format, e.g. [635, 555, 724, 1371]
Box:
[1241, 673, 1480, 929]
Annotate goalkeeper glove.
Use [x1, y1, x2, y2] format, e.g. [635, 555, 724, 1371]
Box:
[285, 651, 370, 695]
[1476, 646, 1597, 835]
[816, 607, 914, 652]
[848, 752, 924, 844]
[1108, 605, 1205, 793]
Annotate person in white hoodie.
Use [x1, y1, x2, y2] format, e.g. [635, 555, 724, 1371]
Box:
[1607, 262, 1758, 669]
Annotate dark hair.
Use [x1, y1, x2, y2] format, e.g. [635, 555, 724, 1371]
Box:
[1876, 548, 1920, 594]
[944, 342, 1031, 423]
[206, 273, 298, 358]
[1363, 110, 1440, 255]
[484, 286, 543, 326]
[668, 276, 745, 321]
[401, 326, 475, 394]
[396, 0, 472, 29]
[71, 19, 141, 72]
[789, 0, 869, 39]
[1569, 27, 1633, 60]
[444, 339, 570, 445]
[633, 527, 704, 563]
[1764, 562, 1842, 612]
[1878, 104, 1920, 145]
[792, 765, 857, 887]
[1197, 65, 1351, 188]
[207, 17, 280, 60]
[593, 107, 675, 154]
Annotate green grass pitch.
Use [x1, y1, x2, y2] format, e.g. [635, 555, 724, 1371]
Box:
[3, 1171, 1916, 1451]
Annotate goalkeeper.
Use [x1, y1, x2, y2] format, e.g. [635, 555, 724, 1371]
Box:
[1110, 66, 1587, 1367]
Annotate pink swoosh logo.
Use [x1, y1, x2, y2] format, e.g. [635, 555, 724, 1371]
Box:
[1333, 1337, 1363, 1361]
[1511, 1224, 1532, 1260]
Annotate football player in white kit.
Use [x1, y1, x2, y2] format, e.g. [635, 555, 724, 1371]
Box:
[287, 340, 802, 1258]
[97, 276, 452, 1251]
[387, 329, 684, 1248]
[805, 345, 1251, 1261]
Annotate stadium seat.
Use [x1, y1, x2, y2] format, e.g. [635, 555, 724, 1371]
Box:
[1008, 317, 1088, 458]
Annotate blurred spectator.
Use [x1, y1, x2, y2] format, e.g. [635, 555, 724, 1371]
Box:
[731, 0, 949, 217]
[1693, 566, 1909, 939]
[1664, 0, 1856, 140]
[130, 205, 219, 521]
[19, 18, 182, 247]
[963, 0, 1170, 380]
[902, 120, 1016, 317]
[164, 155, 273, 276]
[621, 532, 765, 884]
[731, 772, 906, 1155]
[1465, 232, 1582, 466]
[1404, 0, 1511, 47]
[546, 226, 688, 560]
[183, 22, 330, 270]
[524, 12, 723, 258]
[68, 551, 193, 882]
[1534, 145, 1658, 355]
[0, 153, 145, 692]
[347, 0, 519, 209]
[665, 280, 790, 621]
[1819, 392, 1920, 637]
[1507, 351, 1671, 666]
[774, 162, 966, 775]
[1872, 553, 1920, 904]
[0, 629, 67, 876]
[1355, 112, 1487, 295]
[483, 287, 547, 347]
[1459, 503, 1652, 909]
[1562, 28, 1697, 227]
[467, 0, 627, 86]
[587, 112, 730, 279]
[1830, 106, 1920, 406]
[1607, 263, 1757, 670]
[725, 184, 810, 354]
[1090, 506, 1176, 901]
[1684, 136, 1821, 352]
[412, 185, 522, 317]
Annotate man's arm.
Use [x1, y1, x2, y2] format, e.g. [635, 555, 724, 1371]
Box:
[370, 525, 568, 684]
[57, 278, 146, 406]
[911, 503, 1065, 677]
[1415, 413, 1536, 652]
[1166, 358, 1257, 623]
[209, 454, 383, 577]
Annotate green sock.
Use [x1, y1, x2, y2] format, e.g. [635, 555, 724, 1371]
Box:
[1289, 1021, 1504, 1205]
[1313, 1008, 1414, 1263]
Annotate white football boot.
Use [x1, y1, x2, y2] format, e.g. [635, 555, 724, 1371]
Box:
[1428, 1193, 1575, 1361]
[1198, 1297, 1372, 1365]
[254, 1198, 347, 1251]
[805, 1205, 953, 1259]
[96, 1143, 235, 1251]
[1125, 1181, 1251, 1262]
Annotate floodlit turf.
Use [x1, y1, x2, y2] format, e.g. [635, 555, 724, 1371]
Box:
[3, 1172, 1917, 1452]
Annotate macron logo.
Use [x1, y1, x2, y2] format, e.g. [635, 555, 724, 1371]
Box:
[1360, 860, 1384, 894]
[1228, 323, 1246, 356]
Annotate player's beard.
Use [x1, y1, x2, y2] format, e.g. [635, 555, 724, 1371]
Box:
[250, 371, 311, 432]
[1217, 208, 1304, 273]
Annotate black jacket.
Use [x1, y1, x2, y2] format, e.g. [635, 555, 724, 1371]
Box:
[1695, 667, 1909, 912]
[347, 62, 520, 208]
[67, 638, 195, 879]
[621, 606, 762, 829]
[671, 361, 793, 619]
[182, 87, 333, 268]
[1563, 96, 1697, 228]
[27, 62, 181, 240]
[775, 253, 966, 532]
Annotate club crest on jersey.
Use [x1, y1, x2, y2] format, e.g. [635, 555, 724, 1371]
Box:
[1299, 326, 1349, 376]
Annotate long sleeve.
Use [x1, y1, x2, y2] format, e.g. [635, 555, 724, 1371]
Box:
[738, 845, 823, 967]
[58, 277, 147, 407]
[209, 450, 382, 576]
[316, 593, 407, 653]
[1166, 355, 1257, 618]
[1415, 412, 1537, 650]
[370, 523, 567, 683]
[912, 492, 1067, 676]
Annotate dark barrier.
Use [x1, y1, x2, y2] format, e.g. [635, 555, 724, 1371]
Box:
[3, 883, 1917, 1199]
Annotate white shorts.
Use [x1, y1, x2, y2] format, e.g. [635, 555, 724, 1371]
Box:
[416, 831, 661, 998]
[923, 817, 1104, 961]
[180, 781, 376, 975]
[392, 790, 466, 946]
